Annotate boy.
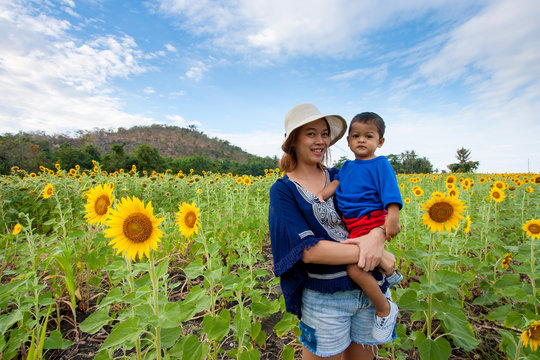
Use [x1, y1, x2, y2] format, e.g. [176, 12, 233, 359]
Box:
[316, 112, 403, 343]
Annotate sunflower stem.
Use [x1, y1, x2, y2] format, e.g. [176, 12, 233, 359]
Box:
[530, 237, 538, 315]
[426, 232, 434, 339]
[149, 253, 162, 360]
[481, 199, 492, 262]
[125, 258, 142, 360]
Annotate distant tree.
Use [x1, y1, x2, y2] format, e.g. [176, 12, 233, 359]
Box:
[132, 143, 166, 173]
[447, 147, 479, 173]
[387, 150, 434, 174]
[333, 156, 350, 169]
[102, 142, 133, 172]
[54, 143, 95, 170]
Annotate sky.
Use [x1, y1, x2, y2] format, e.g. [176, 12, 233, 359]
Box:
[0, 0, 539, 174]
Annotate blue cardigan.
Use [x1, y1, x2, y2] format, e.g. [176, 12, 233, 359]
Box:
[269, 168, 358, 318]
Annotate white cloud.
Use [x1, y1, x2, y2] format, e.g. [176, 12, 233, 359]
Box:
[0, 1, 152, 134]
[184, 61, 208, 82]
[165, 43, 177, 52]
[153, 0, 463, 58]
[166, 114, 201, 128]
[208, 130, 283, 158]
[419, 0, 540, 105]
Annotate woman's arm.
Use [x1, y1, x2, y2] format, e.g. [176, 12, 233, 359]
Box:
[302, 240, 359, 264]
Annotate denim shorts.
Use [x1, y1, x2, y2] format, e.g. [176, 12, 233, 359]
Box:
[299, 288, 395, 357]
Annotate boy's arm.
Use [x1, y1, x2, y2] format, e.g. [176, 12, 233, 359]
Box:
[316, 179, 339, 203]
[384, 203, 400, 240]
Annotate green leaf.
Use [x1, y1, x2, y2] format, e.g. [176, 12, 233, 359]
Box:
[168, 333, 210, 360]
[155, 258, 169, 280]
[160, 326, 183, 349]
[274, 312, 298, 338]
[159, 302, 183, 329]
[202, 309, 231, 341]
[0, 310, 23, 334]
[251, 297, 280, 317]
[43, 330, 74, 350]
[282, 345, 295, 360]
[100, 318, 141, 350]
[79, 306, 111, 334]
[184, 259, 205, 279]
[98, 287, 123, 307]
[433, 300, 479, 351]
[239, 349, 260, 360]
[397, 289, 428, 312]
[499, 330, 519, 359]
[413, 331, 451, 360]
[486, 304, 513, 322]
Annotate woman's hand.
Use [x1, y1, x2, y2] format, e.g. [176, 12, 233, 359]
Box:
[342, 227, 385, 271]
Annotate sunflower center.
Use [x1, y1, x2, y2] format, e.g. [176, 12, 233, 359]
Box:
[530, 324, 540, 341]
[492, 192, 501, 199]
[123, 213, 153, 243]
[429, 202, 454, 223]
[528, 224, 540, 235]
[184, 211, 197, 228]
[47, 188, 53, 196]
[94, 195, 111, 215]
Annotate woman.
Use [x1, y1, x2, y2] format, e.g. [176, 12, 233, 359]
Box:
[269, 103, 395, 359]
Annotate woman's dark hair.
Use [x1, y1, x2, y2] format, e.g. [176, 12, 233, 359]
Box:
[350, 112, 385, 138]
[279, 118, 331, 172]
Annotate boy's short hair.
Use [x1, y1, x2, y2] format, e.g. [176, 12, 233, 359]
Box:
[350, 112, 385, 138]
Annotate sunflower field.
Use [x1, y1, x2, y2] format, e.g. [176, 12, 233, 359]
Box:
[0, 163, 539, 360]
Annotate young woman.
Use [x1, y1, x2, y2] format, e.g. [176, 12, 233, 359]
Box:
[269, 103, 396, 359]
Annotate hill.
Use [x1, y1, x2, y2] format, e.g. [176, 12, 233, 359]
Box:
[24, 124, 254, 162]
[0, 125, 278, 175]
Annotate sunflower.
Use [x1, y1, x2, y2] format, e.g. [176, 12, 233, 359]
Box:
[464, 215, 471, 234]
[521, 321, 540, 351]
[526, 186, 534, 193]
[446, 175, 457, 185]
[413, 188, 424, 197]
[104, 196, 163, 261]
[500, 253, 512, 269]
[236, 177, 243, 185]
[404, 197, 411, 204]
[532, 174, 540, 185]
[12, 223, 22, 235]
[493, 180, 507, 190]
[42, 183, 54, 199]
[448, 188, 459, 197]
[421, 193, 467, 233]
[243, 176, 252, 186]
[176, 202, 201, 238]
[522, 219, 540, 240]
[84, 184, 115, 225]
[489, 187, 506, 203]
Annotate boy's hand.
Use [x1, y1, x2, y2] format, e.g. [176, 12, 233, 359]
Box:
[315, 192, 326, 203]
[379, 250, 396, 275]
[384, 217, 401, 240]
[385, 204, 401, 240]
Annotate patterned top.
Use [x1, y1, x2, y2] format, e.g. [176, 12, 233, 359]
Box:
[268, 168, 359, 318]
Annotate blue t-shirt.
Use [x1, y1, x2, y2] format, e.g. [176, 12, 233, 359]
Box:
[335, 156, 402, 219]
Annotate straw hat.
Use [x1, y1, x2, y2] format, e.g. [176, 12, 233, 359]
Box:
[282, 103, 347, 151]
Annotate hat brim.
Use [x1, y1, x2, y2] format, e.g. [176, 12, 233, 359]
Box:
[282, 114, 347, 151]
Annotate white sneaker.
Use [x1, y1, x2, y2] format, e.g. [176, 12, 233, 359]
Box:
[372, 298, 398, 343]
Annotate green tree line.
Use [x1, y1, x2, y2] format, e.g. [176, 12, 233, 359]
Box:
[0, 134, 278, 176]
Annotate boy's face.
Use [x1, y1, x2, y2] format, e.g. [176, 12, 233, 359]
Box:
[347, 122, 384, 160]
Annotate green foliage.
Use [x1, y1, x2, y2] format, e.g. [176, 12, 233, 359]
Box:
[388, 150, 434, 173]
[447, 147, 480, 173]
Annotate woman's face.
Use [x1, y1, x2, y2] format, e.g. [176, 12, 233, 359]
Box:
[294, 118, 330, 165]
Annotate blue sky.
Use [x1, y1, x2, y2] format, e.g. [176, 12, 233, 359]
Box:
[1, 0, 539, 173]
